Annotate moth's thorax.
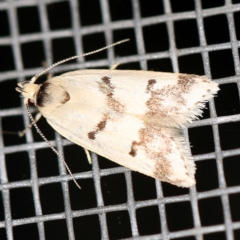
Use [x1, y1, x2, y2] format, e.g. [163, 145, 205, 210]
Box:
[36, 81, 70, 109]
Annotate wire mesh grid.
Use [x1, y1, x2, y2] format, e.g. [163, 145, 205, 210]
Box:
[1, 0, 240, 239]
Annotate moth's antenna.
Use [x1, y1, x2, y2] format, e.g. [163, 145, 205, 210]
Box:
[24, 104, 81, 189]
[30, 39, 130, 84]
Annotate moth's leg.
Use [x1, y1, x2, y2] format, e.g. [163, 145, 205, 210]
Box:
[84, 148, 92, 164]
[18, 112, 42, 137]
[110, 63, 120, 70]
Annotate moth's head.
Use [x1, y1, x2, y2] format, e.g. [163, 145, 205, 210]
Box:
[16, 82, 40, 105]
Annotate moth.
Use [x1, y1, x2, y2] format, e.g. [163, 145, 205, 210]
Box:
[16, 40, 219, 188]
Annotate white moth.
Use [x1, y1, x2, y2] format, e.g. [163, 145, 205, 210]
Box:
[16, 40, 219, 188]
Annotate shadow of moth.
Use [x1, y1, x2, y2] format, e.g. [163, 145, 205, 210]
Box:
[16, 39, 219, 188]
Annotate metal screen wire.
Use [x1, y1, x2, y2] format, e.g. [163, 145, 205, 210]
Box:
[0, 0, 240, 239]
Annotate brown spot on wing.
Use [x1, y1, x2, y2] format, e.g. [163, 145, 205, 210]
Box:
[98, 76, 125, 112]
[88, 132, 96, 140]
[88, 114, 109, 140]
[61, 91, 70, 104]
[102, 76, 111, 86]
[146, 79, 156, 93]
[129, 141, 138, 157]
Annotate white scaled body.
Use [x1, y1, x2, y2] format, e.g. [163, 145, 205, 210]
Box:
[18, 69, 219, 187]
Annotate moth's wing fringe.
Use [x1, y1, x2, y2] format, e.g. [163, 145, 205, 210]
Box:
[168, 128, 195, 180]
[179, 80, 219, 125]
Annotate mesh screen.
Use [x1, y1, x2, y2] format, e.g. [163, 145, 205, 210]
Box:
[1, 0, 240, 239]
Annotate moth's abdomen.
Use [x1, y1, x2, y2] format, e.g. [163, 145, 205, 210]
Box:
[37, 81, 70, 108]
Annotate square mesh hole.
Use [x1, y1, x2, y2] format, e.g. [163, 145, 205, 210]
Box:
[229, 192, 240, 222]
[0, 229, 6, 240]
[215, 83, 240, 117]
[219, 122, 240, 150]
[143, 23, 169, 53]
[6, 152, 30, 182]
[113, 28, 137, 56]
[0, 46, 15, 71]
[170, 0, 195, 12]
[234, 11, 240, 40]
[36, 148, 59, 178]
[0, 79, 20, 109]
[52, 38, 76, 63]
[13, 224, 39, 240]
[0, 10, 10, 36]
[204, 15, 230, 45]
[17, 6, 41, 34]
[45, 220, 68, 240]
[82, 33, 106, 61]
[147, 58, 173, 73]
[40, 183, 65, 215]
[174, 19, 199, 49]
[69, 179, 97, 211]
[203, 231, 226, 240]
[132, 172, 156, 201]
[10, 187, 35, 219]
[201, 0, 225, 9]
[108, 0, 133, 21]
[2, 115, 26, 146]
[106, 211, 132, 239]
[0, 193, 5, 221]
[101, 174, 127, 206]
[198, 196, 224, 226]
[189, 125, 215, 155]
[223, 155, 240, 186]
[73, 215, 101, 239]
[47, 2, 72, 30]
[166, 201, 193, 231]
[209, 50, 235, 79]
[21, 41, 45, 69]
[179, 53, 205, 75]
[79, 0, 102, 26]
[196, 159, 219, 191]
[139, 0, 164, 17]
[136, 206, 161, 235]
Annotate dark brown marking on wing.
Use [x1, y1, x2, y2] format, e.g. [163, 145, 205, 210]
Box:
[178, 74, 196, 88]
[61, 91, 70, 104]
[88, 132, 95, 140]
[102, 76, 111, 86]
[146, 79, 156, 93]
[100, 76, 125, 112]
[37, 82, 70, 107]
[88, 114, 109, 140]
[129, 141, 138, 157]
[37, 82, 51, 107]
